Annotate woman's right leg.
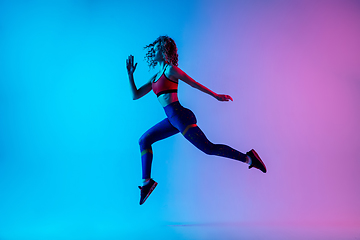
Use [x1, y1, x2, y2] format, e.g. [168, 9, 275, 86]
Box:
[139, 118, 179, 180]
[166, 104, 248, 163]
[183, 125, 248, 162]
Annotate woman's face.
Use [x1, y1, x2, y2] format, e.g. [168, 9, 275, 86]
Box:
[153, 42, 164, 62]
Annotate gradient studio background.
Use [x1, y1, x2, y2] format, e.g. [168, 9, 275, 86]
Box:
[1, 0, 360, 239]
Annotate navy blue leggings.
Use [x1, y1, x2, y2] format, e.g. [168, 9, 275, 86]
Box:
[139, 101, 247, 179]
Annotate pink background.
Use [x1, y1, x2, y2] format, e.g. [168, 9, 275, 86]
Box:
[164, 0, 360, 225]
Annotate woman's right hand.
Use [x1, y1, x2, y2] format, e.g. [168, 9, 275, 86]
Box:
[126, 55, 137, 75]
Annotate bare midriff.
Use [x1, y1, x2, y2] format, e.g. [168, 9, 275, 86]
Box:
[157, 92, 179, 107]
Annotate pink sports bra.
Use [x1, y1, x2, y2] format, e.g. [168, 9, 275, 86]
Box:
[152, 65, 178, 97]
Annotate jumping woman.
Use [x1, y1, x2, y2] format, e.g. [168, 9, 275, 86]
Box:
[126, 36, 266, 205]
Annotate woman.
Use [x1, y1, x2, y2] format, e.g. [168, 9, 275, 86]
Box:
[126, 36, 266, 205]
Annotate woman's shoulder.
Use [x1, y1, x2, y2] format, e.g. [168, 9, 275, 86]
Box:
[165, 64, 181, 82]
[167, 64, 183, 75]
[167, 64, 187, 80]
[167, 64, 180, 71]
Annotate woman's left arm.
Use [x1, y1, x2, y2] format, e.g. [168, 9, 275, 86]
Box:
[170, 65, 233, 101]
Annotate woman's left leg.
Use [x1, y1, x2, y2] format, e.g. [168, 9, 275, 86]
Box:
[139, 118, 180, 180]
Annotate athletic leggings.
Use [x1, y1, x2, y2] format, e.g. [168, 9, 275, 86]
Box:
[139, 101, 247, 179]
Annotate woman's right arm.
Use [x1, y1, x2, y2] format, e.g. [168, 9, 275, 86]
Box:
[127, 55, 155, 100]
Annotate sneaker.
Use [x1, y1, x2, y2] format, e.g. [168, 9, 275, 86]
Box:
[247, 149, 267, 173]
[138, 178, 158, 205]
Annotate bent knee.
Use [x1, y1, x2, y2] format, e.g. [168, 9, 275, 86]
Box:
[139, 134, 150, 147]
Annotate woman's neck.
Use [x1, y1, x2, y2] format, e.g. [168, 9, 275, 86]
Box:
[157, 61, 167, 71]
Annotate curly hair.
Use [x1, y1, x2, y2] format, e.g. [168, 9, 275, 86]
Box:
[144, 35, 178, 69]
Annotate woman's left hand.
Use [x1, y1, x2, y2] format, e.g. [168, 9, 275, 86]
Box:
[215, 94, 233, 101]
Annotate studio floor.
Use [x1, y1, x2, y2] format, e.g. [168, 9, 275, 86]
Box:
[134, 222, 360, 240]
[1, 221, 360, 240]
